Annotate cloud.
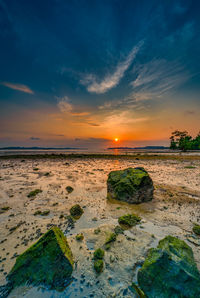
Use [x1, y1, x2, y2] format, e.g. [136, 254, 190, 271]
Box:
[184, 110, 195, 116]
[98, 59, 189, 115]
[57, 96, 73, 113]
[1, 82, 34, 94]
[80, 41, 143, 94]
[104, 111, 148, 128]
[130, 59, 189, 101]
[57, 96, 90, 116]
[30, 137, 40, 140]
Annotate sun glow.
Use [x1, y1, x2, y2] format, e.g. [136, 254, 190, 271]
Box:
[114, 138, 119, 142]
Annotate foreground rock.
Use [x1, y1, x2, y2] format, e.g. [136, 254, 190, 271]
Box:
[107, 167, 154, 204]
[7, 226, 73, 291]
[138, 235, 200, 298]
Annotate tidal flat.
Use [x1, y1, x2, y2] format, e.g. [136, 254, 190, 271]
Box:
[0, 155, 200, 297]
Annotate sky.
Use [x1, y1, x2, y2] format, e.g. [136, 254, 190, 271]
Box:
[0, 0, 200, 149]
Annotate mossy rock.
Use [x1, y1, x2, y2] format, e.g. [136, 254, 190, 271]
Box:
[114, 225, 124, 235]
[193, 223, 200, 235]
[94, 259, 104, 273]
[66, 186, 74, 193]
[118, 214, 141, 228]
[105, 232, 117, 244]
[107, 167, 154, 204]
[7, 227, 73, 291]
[27, 189, 42, 198]
[76, 233, 84, 241]
[138, 235, 200, 298]
[34, 210, 50, 216]
[70, 204, 83, 218]
[94, 248, 105, 259]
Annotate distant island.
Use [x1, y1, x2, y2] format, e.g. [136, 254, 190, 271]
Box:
[107, 146, 169, 150]
[0, 147, 85, 150]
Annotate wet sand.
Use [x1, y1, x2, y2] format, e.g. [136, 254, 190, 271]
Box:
[0, 156, 200, 297]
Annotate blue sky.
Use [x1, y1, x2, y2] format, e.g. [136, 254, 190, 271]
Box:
[0, 0, 200, 148]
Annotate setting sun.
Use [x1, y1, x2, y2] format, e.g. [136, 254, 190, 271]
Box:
[114, 138, 119, 142]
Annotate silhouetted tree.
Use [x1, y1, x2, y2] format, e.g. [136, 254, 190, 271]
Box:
[170, 130, 200, 151]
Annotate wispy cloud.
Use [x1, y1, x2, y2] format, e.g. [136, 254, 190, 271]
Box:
[57, 96, 90, 116]
[130, 59, 189, 100]
[80, 41, 143, 94]
[98, 59, 189, 114]
[1, 82, 34, 94]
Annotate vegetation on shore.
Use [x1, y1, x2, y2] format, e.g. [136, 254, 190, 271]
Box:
[170, 130, 200, 151]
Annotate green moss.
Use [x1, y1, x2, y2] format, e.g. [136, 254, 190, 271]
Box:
[114, 225, 124, 235]
[66, 186, 74, 193]
[34, 210, 50, 216]
[130, 283, 146, 297]
[118, 214, 141, 228]
[107, 167, 153, 203]
[94, 228, 101, 234]
[33, 168, 39, 171]
[94, 260, 104, 273]
[7, 226, 73, 291]
[105, 232, 117, 244]
[105, 244, 111, 250]
[184, 166, 196, 169]
[44, 172, 50, 176]
[193, 224, 200, 235]
[138, 236, 200, 298]
[1, 206, 11, 211]
[76, 233, 84, 241]
[27, 189, 42, 198]
[70, 204, 83, 218]
[94, 248, 104, 259]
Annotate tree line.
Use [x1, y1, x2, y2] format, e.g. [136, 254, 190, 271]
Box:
[170, 130, 200, 151]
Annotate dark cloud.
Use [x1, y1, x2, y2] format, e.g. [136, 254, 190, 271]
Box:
[30, 137, 40, 140]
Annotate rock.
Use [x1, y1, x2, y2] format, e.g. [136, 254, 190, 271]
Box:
[27, 189, 42, 198]
[118, 214, 141, 228]
[7, 227, 73, 291]
[94, 260, 104, 273]
[107, 167, 154, 204]
[138, 235, 200, 298]
[193, 223, 200, 235]
[66, 186, 74, 193]
[105, 232, 117, 244]
[70, 204, 84, 218]
[94, 248, 105, 259]
[76, 233, 84, 241]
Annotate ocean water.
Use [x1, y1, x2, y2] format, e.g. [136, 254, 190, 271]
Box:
[0, 148, 199, 156]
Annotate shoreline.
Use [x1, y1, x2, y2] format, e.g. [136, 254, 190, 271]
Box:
[0, 152, 200, 161]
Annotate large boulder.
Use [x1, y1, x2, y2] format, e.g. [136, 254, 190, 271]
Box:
[107, 167, 154, 204]
[7, 226, 73, 291]
[138, 235, 200, 298]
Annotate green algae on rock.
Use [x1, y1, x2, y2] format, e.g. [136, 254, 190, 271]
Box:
[118, 214, 141, 228]
[130, 283, 146, 298]
[76, 233, 84, 241]
[66, 186, 74, 193]
[70, 204, 83, 218]
[7, 226, 73, 291]
[193, 223, 200, 235]
[94, 248, 105, 260]
[105, 232, 117, 244]
[94, 259, 104, 273]
[107, 167, 154, 204]
[138, 235, 200, 298]
[27, 189, 42, 198]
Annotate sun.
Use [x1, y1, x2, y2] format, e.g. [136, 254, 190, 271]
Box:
[114, 138, 119, 142]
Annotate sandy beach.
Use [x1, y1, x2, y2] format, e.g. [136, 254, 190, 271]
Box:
[0, 154, 200, 297]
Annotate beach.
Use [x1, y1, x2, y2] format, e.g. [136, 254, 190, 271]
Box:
[0, 154, 200, 297]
